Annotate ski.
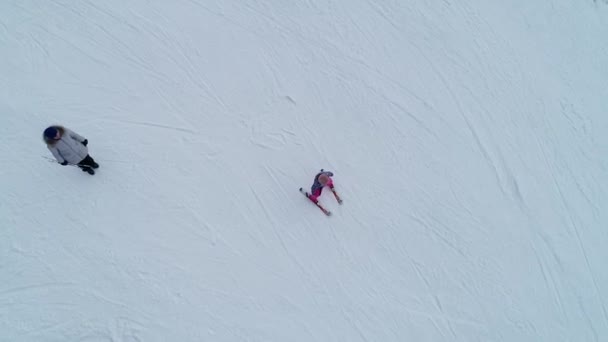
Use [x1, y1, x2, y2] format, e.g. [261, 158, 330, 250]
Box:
[299, 188, 331, 216]
[331, 188, 343, 204]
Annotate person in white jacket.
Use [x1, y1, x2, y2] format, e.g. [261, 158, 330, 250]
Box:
[43, 125, 99, 175]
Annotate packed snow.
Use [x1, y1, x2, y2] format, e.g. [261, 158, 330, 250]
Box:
[1, 1, 607, 341]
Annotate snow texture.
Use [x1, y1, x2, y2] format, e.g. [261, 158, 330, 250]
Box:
[1, 1, 607, 341]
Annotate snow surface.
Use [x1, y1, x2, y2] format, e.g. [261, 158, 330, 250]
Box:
[2, 1, 608, 341]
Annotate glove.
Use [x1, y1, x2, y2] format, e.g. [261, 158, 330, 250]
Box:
[60, 161, 69, 166]
[82, 139, 88, 146]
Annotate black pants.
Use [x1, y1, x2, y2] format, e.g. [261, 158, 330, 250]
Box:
[77, 155, 97, 171]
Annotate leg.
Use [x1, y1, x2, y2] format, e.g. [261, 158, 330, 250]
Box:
[80, 155, 99, 168]
[89, 156, 99, 168]
[78, 165, 94, 174]
[327, 179, 342, 203]
[77, 156, 95, 175]
[308, 188, 323, 203]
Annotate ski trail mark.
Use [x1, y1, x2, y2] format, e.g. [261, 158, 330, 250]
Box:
[112, 119, 198, 134]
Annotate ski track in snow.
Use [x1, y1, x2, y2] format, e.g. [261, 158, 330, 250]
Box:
[1, 0, 608, 341]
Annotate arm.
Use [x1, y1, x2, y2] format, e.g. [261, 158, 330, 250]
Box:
[67, 129, 86, 143]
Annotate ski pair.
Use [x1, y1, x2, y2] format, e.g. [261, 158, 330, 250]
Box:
[299, 187, 342, 216]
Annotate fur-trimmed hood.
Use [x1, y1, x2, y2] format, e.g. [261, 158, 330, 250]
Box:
[43, 125, 66, 145]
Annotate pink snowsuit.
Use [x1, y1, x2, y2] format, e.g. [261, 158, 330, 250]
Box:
[308, 171, 334, 203]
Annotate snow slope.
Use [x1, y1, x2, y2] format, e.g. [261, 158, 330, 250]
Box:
[1, 1, 607, 341]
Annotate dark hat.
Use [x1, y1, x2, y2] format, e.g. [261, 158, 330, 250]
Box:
[44, 126, 58, 139]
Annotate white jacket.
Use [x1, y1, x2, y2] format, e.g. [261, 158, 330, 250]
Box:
[47, 127, 89, 164]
